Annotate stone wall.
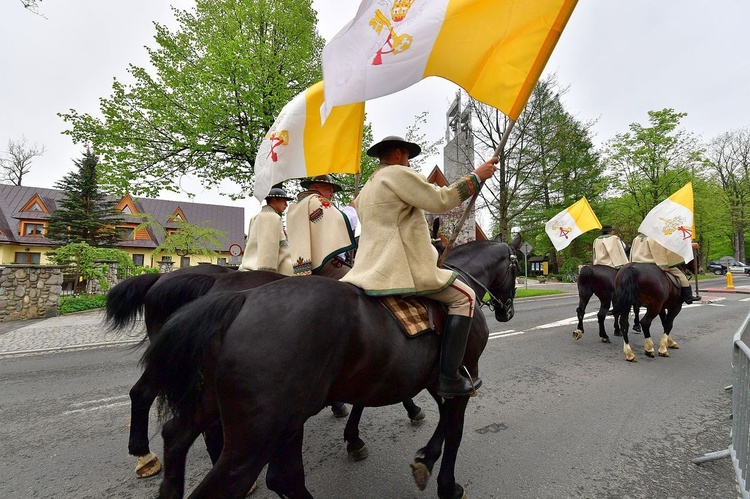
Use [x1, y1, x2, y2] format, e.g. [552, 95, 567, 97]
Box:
[0, 265, 65, 322]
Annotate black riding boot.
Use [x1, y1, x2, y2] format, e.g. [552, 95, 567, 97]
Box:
[438, 315, 482, 398]
[681, 286, 694, 305]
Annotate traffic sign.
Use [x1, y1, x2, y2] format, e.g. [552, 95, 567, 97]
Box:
[520, 242, 532, 255]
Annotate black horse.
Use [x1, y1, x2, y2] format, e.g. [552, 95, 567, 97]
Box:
[612, 263, 685, 362]
[144, 236, 520, 499]
[572, 265, 641, 343]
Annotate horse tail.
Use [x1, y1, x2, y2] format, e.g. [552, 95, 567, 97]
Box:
[612, 266, 639, 314]
[578, 265, 593, 285]
[104, 273, 162, 330]
[143, 273, 222, 335]
[141, 290, 247, 419]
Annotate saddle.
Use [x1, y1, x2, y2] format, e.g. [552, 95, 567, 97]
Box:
[379, 295, 445, 337]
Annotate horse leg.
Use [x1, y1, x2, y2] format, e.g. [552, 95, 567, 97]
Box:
[572, 292, 591, 340]
[619, 312, 636, 362]
[411, 391, 446, 491]
[266, 428, 313, 499]
[632, 305, 642, 333]
[658, 308, 681, 356]
[403, 397, 425, 422]
[202, 420, 223, 464]
[596, 299, 611, 343]
[436, 396, 471, 499]
[344, 405, 368, 461]
[129, 369, 162, 478]
[157, 415, 202, 499]
[640, 310, 656, 358]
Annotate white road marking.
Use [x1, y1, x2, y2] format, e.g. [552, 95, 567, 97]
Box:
[69, 395, 129, 408]
[62, 401, 129, 416]
[740, 297, 750, 302]
[489, 330, 525, 339]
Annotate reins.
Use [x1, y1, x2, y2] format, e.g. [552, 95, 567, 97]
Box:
[443, 255, 517, 311]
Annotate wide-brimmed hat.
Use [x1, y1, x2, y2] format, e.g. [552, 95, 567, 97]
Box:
[601, 224, 615, 233]
[299, 174, 342, 193]
[366, 135, 421, 159]
[265, 187, 293, 200]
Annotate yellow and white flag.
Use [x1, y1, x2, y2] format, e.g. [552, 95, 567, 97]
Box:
[637, 182, 695, 263]
[254, 82, 364, 201]
[545, 197, 601, 251]
[321, 0, 578, 121]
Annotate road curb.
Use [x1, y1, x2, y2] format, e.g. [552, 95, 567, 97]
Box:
[702, 288, 750, 295]
[0, 339, 142, 357]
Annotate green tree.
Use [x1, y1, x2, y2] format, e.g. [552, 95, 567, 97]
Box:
[135, 215, 227, 261]
[603, 108, 703, 221]
[467, 76, 601, 272]
[45, 149, 125, 247]
[702, 128, 750, 263]
[59, 0, 325, 199]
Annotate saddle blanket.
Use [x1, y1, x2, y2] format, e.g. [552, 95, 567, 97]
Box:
[380, 295, 437, 337]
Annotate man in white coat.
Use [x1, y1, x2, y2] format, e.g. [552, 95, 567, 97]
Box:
[341, 136, 497, 398]
[592, 225, 629, 269]
[239, 187, 293, 275]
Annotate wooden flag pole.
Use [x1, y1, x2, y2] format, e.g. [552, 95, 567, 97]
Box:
[437, 119, 517, 267]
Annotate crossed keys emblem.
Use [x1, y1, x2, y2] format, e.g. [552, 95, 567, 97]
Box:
[369, 9, 413, 66]
[551, 223, 573, 240]
[659, 216, 692, 240]
[266, 130, 289, 163]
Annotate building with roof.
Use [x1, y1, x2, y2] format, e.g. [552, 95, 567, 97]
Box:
[0, 183, 246, 268]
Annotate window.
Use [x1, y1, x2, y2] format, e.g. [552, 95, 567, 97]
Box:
[132, 254, 145, 266]
[122, 205, 133, 214]
[14, 252, 41, 264]
[160, 256, 172, 262]
[29, 202, 43, 211]
[23, 223, 45, 236]
[180, 256, 190, 268]
[217, 258, 227, 266]
[117, 227, 135, 240]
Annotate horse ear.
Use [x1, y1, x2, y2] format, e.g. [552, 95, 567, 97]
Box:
[510, 232, 522, 251]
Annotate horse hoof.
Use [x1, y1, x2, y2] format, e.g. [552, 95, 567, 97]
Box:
[645, 351, 655, 358]
[348, 444, 369, 462]
[626, 355, 637, 362]
[410, 408, 426, 423]
[572, 330, 583, 340]
[659, 351, 670, 357]
[134, 452, 162, 478]
[613, 331, 622, 337]
[600, 336, 610, 343]
[632, 325, 641, 333]
[411, 461, 431, 491]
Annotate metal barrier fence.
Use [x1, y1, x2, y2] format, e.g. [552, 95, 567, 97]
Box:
[693, 309, 750, 499]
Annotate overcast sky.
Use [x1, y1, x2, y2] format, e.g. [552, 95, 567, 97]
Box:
[2, 1, 749, 224]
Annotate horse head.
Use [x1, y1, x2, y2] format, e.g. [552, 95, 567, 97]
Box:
[446, 235, 520, 323]
[490, 233, 521, 322]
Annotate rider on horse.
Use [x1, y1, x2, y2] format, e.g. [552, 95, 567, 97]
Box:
[287, 175, 358, 279]
[592, 224, 629, 269]
[239, 186, 294, 275]
[630, 233, 701, 305]
[340, 135, 498, 398]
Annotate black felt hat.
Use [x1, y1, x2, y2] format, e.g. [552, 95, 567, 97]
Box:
[366, 135, 421, 159]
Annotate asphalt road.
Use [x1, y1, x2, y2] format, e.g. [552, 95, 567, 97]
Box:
[0, 275, 747, 498]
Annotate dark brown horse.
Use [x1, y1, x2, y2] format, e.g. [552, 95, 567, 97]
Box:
[143, 236, 520, 499]
[572, 265, 641, 343]
[612, 263, 685, 362]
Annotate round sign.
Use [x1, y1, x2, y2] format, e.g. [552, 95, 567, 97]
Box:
[229, 244, 243, 257]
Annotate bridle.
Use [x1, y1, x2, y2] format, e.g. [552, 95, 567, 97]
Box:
[443, 253, 519, 312]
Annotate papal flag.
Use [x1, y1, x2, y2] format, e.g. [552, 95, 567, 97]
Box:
[545, 197, 601, 251]
[321, 0, 578, 121]
[253, 82, 365, 201]
[637, 182, 695, 264]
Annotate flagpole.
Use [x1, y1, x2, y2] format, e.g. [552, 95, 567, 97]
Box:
[693, 247, 701, 299]
[437, 119, 516, 268]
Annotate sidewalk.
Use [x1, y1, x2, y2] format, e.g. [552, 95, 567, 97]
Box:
[0, 310, 144, 357]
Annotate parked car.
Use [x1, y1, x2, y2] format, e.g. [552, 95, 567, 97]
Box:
[727, 261, 750, 275]
[708, 260, 727, 275]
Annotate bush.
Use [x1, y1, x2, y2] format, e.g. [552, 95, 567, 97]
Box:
[59, 294, 107, 315]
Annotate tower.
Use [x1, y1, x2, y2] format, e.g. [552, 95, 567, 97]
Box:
[440, 92, 476, 244]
